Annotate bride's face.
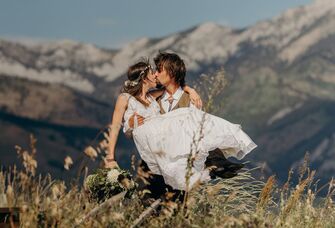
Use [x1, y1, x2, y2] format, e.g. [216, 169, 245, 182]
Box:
[144, 69, 157, 89]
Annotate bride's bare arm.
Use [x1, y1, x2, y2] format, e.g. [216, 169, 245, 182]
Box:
[105, 94, 128, 168]
[183, 85, 203, 109]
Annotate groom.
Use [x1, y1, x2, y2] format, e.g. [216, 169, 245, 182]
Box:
[154, 52, 243, 178]
[131, 52, 244, 204]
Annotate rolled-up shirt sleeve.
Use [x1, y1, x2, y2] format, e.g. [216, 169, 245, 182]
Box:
[123, 118, 133, 138]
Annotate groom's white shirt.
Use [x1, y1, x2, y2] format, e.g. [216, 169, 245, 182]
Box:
[123, 117, 132, 137]
[160, 86, 184, 113]
[160, 86, 198, 113]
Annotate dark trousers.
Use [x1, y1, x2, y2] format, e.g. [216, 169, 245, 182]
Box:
[136, 160, 185, 204]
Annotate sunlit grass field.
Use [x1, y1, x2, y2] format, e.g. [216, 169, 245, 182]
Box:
[1, 134, 334, 228]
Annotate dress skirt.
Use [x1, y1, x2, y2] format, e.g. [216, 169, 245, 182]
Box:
[132, 107, 257, 190]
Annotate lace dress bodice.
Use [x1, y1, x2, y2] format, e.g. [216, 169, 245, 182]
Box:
[123, 93, 161, 127]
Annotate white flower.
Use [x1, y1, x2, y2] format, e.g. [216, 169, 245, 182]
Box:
[107, 169, 120, 183]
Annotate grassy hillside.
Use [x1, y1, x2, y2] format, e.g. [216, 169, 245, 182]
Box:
[0, 111, 136, 180]
[0, 151, 334, 227]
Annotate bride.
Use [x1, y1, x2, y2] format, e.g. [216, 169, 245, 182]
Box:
[105, 59, 257, 190]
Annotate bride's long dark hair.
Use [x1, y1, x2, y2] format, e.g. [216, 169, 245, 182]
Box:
[122, 60, 152, 107]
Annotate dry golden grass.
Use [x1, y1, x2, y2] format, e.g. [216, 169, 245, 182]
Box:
[1, 135, 335, 227]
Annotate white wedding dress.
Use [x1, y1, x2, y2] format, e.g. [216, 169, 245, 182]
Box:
[123, 93, 257, 190]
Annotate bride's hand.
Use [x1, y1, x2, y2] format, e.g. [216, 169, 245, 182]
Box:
[104, 158, 119, 169]
[189, 89, 203, 109]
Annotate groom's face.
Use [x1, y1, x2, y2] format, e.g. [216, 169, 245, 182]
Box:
[155, 66, 172, 87]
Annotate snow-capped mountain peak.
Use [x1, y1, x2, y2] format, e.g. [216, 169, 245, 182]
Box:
[1, 0, 334, 93]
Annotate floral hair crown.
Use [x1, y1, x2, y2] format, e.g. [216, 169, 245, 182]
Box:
[124, 65, 152, 87]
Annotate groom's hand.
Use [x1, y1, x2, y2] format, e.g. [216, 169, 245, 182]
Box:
[129, 113, 145, 128]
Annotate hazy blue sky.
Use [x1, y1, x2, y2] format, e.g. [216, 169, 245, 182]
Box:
[0, 0, 312, 48]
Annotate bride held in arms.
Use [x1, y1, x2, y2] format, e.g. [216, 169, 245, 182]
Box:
[105, 57, 257, 191]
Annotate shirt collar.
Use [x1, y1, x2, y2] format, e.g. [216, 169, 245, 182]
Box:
[163, 87, 183, 101]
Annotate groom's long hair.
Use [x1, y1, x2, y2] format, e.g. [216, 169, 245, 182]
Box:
[154, 52, 186, 87]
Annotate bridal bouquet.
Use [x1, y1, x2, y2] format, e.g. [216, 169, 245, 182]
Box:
[85, 168, 137, 203]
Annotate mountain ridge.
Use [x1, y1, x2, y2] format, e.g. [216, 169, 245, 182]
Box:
[1, 0, 335, 182]
[1, 0, 334, 92]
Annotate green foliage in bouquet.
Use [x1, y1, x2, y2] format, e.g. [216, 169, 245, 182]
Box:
[85, 168, 137, 203]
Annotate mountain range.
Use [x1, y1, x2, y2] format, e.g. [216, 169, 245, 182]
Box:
[1, 0, 334, 184]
